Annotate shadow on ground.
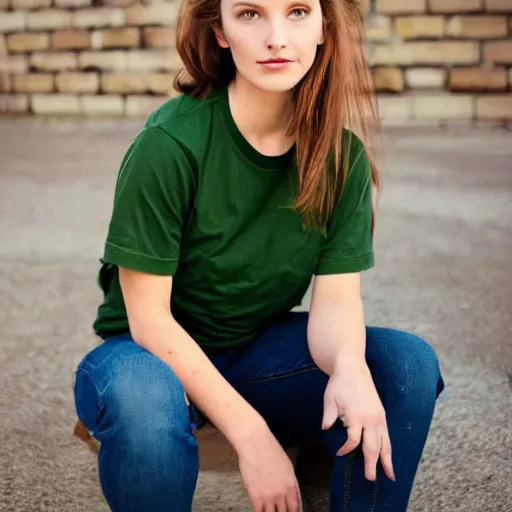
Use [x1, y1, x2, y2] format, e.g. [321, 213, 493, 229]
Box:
[0, 119, 511, 511]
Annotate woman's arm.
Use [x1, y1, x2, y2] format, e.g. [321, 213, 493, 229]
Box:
[120, 267, 304, 508]
[307, 272, 395, 482]
[307, 272, 367, 375]
[119, 266, 267, 450]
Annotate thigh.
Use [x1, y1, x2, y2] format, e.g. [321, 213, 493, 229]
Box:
[215, 313, 445, 447]
[216, 312, 329, 447]
[364, 326, 445, 409]
[73, 333, 199, 442]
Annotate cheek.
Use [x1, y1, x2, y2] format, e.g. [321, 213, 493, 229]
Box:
[296, 33, 322, 61]
[225, 30, 257, 64]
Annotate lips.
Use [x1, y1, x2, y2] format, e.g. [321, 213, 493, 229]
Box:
[258, 59, 292, 64]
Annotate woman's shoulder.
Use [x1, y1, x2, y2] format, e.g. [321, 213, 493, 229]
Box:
[143, 89, 223, 143]
[342, 128, 368, 167]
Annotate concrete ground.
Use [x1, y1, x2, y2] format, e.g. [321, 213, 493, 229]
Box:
[0, 118, 511, 512]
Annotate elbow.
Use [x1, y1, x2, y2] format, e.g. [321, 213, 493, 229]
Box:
[128, 310, 177, 349]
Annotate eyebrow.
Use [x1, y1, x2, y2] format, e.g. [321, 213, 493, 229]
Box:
[231, 1, 312, 8]
[231, 2, 261, 8]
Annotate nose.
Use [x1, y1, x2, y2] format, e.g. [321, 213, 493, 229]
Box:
[265, 19, 287, 50]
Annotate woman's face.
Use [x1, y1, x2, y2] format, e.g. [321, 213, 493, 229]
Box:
[216, 0, 324, 93]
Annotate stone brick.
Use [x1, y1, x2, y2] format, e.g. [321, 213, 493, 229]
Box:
[405, 68, 446, 88]
[78, 51, 128, 71]
[412, 94, 474, 120]
[55, 72, 99, 93]
[52, 29, 90, 50]
[10, 0, 52, 9]
[476, 94, 512, 119]
[102, 0, 137, 6]
[124, 4, 179, 26]
[373, 67, 405, 92]
[0, 12, 26, 33]
[484, 0, 512, 11]
[30, 52, 78, 71]
[71, 8, 125, 29]
[483, 41, 512, 64]
[0, 75, 11, 93]
[28, 10, 72, 31]
[81, 94, 125, 115]
[92, 28, 140, 49]
[101, 72, 149, 93]
[7, 33, 50, 53]
[376, 0, 426, 13]
[126, 50, 181, 71]
[371, 42, 478, 66]
[395, 16, 445, 39]
[143, 27, 176, 48]
[446, 16, 508, 38]
[12, 73, 53, 93]
[31, 94, 81, 115]
[359, 0, 370, 14]
[428, 0, 482, 12]
[449, 67, 507, 91]
[365, 15, 393, 42]
[0, 94, 29, 114]
[376, 95, 413, 125]
[149, 73, 176, 94]
[125, 95, 168, 116]
[0, 55, 28, 74]
[55, 0, 92, 7]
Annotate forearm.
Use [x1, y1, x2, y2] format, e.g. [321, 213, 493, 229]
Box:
[133, 313, 266, 451]
[307, 295, 367, 376]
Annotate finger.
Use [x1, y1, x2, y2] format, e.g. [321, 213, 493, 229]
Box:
[297, 485, 304, 512]
[250, 497, 263, 512]
[262, 500, 275, 512]
[321, 397, 339, 431]
[362, 427, 381, 481]
[379, 428, 396, 481]
[251, 497, 264, 512]
[336, 423, 362, 457]
[275, 494, 287, 512]
[285, 485, 302, 512]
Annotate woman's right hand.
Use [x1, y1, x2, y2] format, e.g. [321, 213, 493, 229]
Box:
[235, 425, 303, 512]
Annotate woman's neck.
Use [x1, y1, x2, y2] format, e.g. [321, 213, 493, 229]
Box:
[227, 76, 294, 157]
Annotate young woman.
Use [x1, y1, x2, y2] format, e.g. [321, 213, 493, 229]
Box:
[73, 0, 445, 510]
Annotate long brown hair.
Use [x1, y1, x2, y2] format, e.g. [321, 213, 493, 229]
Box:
[173, 0, 381, 232]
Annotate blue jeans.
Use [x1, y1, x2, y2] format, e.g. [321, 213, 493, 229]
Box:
[73, 312, 445, 511]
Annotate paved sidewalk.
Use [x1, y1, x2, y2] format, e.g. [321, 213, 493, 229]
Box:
[0, 118, 511, 511]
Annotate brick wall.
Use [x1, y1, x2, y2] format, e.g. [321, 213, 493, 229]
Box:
[0, 0, 511, 124]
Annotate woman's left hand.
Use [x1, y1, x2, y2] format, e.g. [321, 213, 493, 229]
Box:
[321, 358, 396, 482]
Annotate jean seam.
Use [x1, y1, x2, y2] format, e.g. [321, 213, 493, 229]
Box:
[76, 366, 105, 412]
[234, 366, 319, 388]
[342, 452, 355, 512]
[369, 477, 378, 512]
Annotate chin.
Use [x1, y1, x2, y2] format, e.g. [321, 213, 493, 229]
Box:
[249, 74, 305, 94]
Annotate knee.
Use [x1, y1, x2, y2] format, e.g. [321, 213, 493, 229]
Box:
[369, 328, 445, 407]
[101, 354, 194, 446]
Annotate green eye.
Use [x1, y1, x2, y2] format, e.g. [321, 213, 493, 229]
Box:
[290, 8, 308, 19]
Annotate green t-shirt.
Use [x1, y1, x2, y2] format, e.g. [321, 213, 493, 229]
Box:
[93, 86, 374, 350]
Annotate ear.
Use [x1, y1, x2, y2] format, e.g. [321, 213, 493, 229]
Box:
[212, 23, 229, 49]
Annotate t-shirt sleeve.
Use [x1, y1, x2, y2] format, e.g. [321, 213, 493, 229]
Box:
[314, 134, 375, 276]
[102, 125, 195, 276]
